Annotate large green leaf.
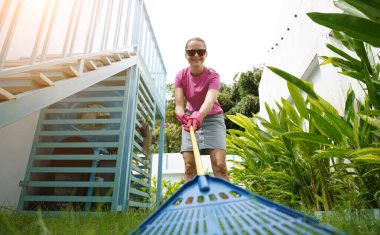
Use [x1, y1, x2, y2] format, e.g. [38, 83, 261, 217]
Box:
[323, 112, 355, 144]
[307, 12, 380, 47]
[333, 0, 367, 19]
[313, 148, 349, 159]
[283, 132, 332, 145]
[320, 56, 361, 71]
[363, 65, 380, 109]
[352, 40, 373, 75]
[362, 167, 380, 177]
[326, 43, 362, 67]
[287, 82, 309, 119]
[349, 147, 380, 156]
[282, 98, 301, 127]
[351, 155, 380, 164]
[308, 109, 343, 143]
[332, 31, 355, 51]
[265, 103, 278, 125]
[267, 66, 318, 99]
[344, 88, 356, 122]
[343, 0, 380, 23]
[358, 110, 380, 116]
[359, 114, 380, 129]
[227, 114, 257, 133]
[307, 96, 340, 117]
[339, 71, 365, 82]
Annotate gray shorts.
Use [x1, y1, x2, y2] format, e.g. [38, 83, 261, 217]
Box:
[181, 114, 226, 154]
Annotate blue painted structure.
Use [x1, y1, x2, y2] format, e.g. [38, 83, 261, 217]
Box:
[0, 0, 166, 212]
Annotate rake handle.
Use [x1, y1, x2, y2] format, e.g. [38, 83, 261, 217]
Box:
[189, 126, 205, 175]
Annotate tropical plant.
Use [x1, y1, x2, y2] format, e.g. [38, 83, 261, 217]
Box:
[227, 76, 379, 210]
[151, 176, 184, 205]
[227, 0, 380, 211]
[306, 0, 380, 110]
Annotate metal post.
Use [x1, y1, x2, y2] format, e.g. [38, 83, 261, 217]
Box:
[113, 0, 125, 49]
[101, 0, 114, 51]
[0, 0, 11, 33]
[84, 0, 99, 54]
[40, 0, 61, 62]
[62, 0, 79, 57]
[89, 0, 103, 53]
[68, 0, 84, 56]
[30, 0, 53, 64]
[0, 0, 24, 69]
[123, 0, 133, 47]
[131, 0, 144, 52]
[155, 118, 165, 208]
[118, 65, 140, 210]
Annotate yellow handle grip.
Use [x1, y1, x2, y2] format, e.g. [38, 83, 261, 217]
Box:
[189, 126, 205, 175]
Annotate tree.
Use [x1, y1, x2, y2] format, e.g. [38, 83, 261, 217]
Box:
[219, 67, 262, 129]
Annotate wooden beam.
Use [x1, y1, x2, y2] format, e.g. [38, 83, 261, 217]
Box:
[37, 73, 55, 86]
[88, 56, 112, 66]
[84, 60, 97, 71]
[0, 56, 138, 128]
[31, 64, 80, 78]
[0, 87, 16, 100]
[113, 53, 122, 62]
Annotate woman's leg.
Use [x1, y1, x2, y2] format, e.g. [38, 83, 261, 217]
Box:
[210, 149, 229, 181]
[182, 151, 197, 182]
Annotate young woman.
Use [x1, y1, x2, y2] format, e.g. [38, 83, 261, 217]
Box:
[174, 37, 229, 182]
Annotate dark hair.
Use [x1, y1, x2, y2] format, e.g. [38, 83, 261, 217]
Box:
[185, 37, 207, 50]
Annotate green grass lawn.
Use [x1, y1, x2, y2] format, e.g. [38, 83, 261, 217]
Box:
[1, 206, 379, 234]
[0, 207, 150, 235]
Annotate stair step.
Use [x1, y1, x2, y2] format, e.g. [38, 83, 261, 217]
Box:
[38, 130, 120, 136]
[41, 118, 121, 125]
[31, 167, 116, 173]
[44, 107, 123, 114]
[62, 97, 124, 102]
[0, 79, 41, 94]
[24, 195, 112, 202]
[36, 142, 119, 148]
[34, 154, 118, 160]
[27, 181, 114, 187]
[83, 85, 125, 92]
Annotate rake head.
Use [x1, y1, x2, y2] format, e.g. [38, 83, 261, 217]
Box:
[132, 175, 344, 235]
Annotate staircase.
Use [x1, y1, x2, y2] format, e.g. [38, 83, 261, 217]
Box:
[0, 0, 167, 212]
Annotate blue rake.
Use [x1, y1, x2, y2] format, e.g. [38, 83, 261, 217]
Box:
[131, 127, 345, 235]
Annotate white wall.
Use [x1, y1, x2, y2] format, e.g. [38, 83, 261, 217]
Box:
[259, 0, 365, 119]
[0, 112, 39, 207]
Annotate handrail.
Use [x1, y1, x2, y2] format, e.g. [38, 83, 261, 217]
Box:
[0, 0, 166, 99]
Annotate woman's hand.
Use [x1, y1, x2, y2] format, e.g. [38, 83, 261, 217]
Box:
[185, 111, 203, 131]
[176, 113, 190, 126]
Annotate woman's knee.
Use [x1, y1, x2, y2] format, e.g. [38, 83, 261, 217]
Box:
[184, 162, 196, 175]
[213, 161, 227, 174]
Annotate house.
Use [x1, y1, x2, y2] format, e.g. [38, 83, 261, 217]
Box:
[259, 0, 365, 119]
[0, 0, 166, 212]
[151, 153, 241, 184]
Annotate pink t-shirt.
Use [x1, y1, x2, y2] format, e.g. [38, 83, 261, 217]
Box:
[174, 67, 223, 115]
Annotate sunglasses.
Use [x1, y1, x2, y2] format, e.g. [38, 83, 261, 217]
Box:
[186, 49, 207, 56]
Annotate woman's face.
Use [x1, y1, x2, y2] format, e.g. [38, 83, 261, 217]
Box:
[185, 40, 207, 68]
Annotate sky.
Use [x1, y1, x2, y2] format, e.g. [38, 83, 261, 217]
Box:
[144, 0, 287, 85]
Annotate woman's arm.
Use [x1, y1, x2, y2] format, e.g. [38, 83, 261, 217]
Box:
[198, 89, 218, 117]
[174, 87, 186, 115]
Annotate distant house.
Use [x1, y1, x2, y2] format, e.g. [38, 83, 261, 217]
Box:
[151, 153, 241, 184]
